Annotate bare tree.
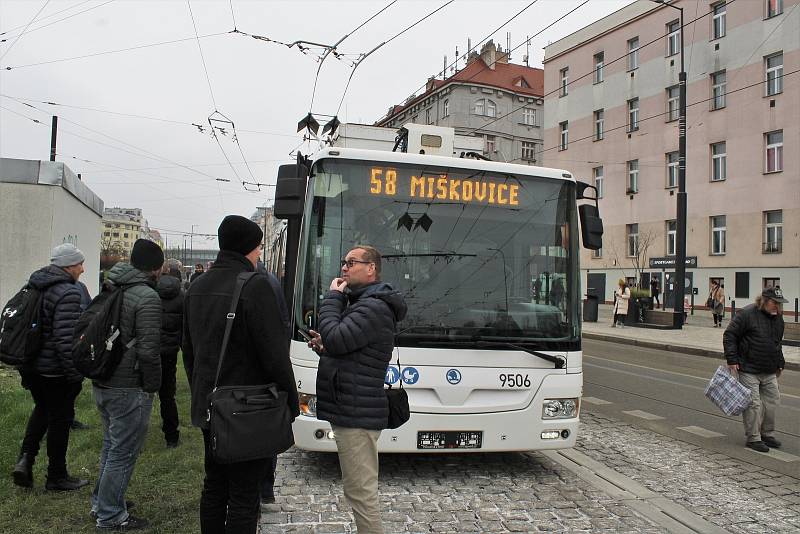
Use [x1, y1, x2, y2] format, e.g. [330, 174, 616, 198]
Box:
[100, 237, 126, 271]
[629, 227, 657, 288]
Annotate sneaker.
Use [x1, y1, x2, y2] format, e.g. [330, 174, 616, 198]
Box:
[91, 501, 135, 520]
[12, 453, 34, 488]
[762, 436, 782, 449]
[46, 474, 89, 491]
[96, 515, 149, 531]
[746, 441, 770, 453]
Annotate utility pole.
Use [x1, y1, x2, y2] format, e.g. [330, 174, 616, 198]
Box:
[262, 207, 268, 264]
[190, 224, 197, 267]
[50, 116, 58, 161]
[653, 0, 687, 328]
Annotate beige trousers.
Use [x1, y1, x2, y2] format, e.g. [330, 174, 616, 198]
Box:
[738, 371, 780, 443]
[331, 425, 383, 534]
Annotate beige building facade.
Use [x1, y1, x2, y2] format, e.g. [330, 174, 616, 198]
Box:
[101, 207, 145, 257]
[543, 0, 799, 309]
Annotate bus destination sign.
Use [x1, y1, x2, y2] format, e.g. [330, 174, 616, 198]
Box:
[369, 167, 519, 206]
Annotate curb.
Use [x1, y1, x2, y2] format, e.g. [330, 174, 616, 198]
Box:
[582, 331, 800, 372]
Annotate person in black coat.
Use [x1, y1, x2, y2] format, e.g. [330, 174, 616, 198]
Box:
[308, 246, 407, 534]
[183, 216, 298, 534]
[13, 244, 89, 491]
[156, 259, 184, 448]
[723, 286, 787, 453]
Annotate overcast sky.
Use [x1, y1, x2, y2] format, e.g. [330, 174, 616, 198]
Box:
[0, 0, 631, 249]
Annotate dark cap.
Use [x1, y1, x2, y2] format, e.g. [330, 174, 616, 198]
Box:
[218, 215, 263, 256]
[762, 287, 788, 303]
[130, 239, 164, 272]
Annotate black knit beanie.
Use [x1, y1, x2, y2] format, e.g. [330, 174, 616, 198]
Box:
[130, 239, 165, 272]
[218, 215, 263, 256]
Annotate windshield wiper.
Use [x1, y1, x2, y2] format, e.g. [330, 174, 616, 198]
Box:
[421, 338, 565, 369]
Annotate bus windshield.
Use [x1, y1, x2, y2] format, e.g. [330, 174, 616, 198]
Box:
[295, 158, 580, 350]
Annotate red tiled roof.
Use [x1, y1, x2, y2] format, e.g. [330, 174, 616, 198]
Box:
[378, 58, 543, 124]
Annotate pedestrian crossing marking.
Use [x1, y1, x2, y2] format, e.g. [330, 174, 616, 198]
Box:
[677, 426, 725, 438]
[582, 396, 611, 405]
[622, 410, 664, 421]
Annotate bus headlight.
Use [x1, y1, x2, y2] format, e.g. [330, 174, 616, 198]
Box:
[542, 398, 578, 419]
[299, 393, 317, 417]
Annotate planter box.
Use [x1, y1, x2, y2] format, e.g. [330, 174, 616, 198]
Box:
[785, 322, 800, 342]
[644, 309, 678, 327]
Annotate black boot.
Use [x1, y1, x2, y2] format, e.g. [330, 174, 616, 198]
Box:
[46, 473, 89, 491]
[12, 453, 34, 488]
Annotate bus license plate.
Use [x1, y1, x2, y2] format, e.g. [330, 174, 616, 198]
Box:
[417, 431, 482, 449]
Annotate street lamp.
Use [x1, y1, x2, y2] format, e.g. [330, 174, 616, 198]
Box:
[652, 0, 687, 328]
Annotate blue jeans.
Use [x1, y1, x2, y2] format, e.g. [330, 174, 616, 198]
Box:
[91, 386, 153, 527]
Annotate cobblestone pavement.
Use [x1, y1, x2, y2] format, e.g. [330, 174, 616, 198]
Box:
[259, 411, 800, 533]
[577, 412, 800, 534]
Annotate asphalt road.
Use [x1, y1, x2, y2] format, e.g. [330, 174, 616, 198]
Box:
[582, 338, 800, 478]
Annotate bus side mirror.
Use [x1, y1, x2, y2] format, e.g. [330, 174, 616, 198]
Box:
[579, 204, 603, 250]
[274, 163, 308, 219]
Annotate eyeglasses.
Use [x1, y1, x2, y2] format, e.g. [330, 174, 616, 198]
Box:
[340, 259, 372, 268]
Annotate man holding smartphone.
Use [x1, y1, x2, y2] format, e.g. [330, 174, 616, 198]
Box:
[307, 246, 406, 534]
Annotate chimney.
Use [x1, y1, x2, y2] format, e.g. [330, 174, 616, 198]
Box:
[480, 40, 497, 70]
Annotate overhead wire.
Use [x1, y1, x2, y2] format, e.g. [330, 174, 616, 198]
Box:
[334, 0, 456, 116]
[0, 0, 51, 62]
[0, 0, 114, 43]
[0, 0, 91, 36]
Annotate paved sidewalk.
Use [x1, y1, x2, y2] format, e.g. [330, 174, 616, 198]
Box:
[583, 304, 800, 370]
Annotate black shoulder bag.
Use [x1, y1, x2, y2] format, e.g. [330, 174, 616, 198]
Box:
[385, 346, 410, 429]
[206, 272, 294, 464]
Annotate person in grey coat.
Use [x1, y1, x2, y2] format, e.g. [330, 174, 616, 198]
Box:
[91, 239, 163, 531]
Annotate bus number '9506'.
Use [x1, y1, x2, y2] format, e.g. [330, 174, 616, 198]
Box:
[499, 373, 530, 388]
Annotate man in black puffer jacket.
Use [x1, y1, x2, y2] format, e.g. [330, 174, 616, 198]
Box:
[724, 286, 787, 453]
[13, 244, 89, 491]
[308, 245, 407, 534]
[157, 259, 184, 448]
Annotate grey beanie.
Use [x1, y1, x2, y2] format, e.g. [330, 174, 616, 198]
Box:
[50, 243, 85, 267]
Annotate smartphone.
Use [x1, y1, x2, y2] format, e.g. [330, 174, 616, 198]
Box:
[297, 329, 312, 342]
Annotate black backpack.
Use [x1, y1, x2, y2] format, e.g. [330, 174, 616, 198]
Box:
[72, 283, 137, 380]
[0, 285, 44, 367]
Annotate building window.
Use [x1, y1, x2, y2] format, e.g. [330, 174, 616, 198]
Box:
[522, 107, 536, 126]
[765, 53, 783, 96]
[627, 224, 639, 257]
[104, 231, 110, 237]
[711, 215, 726, 255]
[474, 99, 496, 117]
[712, 2, 726, 39]
[112, 232, 119, 237]
[627, 37, 639, 70]
[766, 0, 783, 18]
[666, 220, 677, 256]
[560, 67, 569, 96]
[521, 141, 537, 162]
[765, 130, 783, 172]
[123, 233, 129, 238]
[559, 121, 568, 150]
[667, 20, 681, 57]
[591, 247, 603, 258]
[443, 99, 449, 117]
[711, 70, 726, 110]
[594, 109, 604, 141]
[711, 142, 727, 181]
[474, 99, 484, 115]
[627, 160, 639, 194]
[666, 152, 679, 188]
[666, 86, 679, 121]
[764, 210, 782, 253]
[593, 166, 604, 198]
[593, 52, 604, 83]
[484, 135, 496, 155]
[628, 98, 639, 131]
[426, 108, 432, 124]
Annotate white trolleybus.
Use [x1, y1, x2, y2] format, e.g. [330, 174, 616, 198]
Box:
[271, 124, 603, 453]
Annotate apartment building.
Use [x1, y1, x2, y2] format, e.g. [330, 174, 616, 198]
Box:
[377, 41, 545, 164]
[543, 0, 799, 308]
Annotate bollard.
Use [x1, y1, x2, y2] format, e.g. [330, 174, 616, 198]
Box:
[731, 300, 736, 319]
[795, 297, 798, 323]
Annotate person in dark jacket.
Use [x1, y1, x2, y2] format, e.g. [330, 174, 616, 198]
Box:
[723, 286, 787, 453]
[190, 263, 205, 283]
[308, 246, 407, 534]
[13, 244, 89, 491]
[69, 280, 93, 431]
[183, 215, 298, 534]
[91, 239, 163, 531]
[156, 259, 184, 448]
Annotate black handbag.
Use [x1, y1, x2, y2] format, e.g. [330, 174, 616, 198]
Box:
[206, 272, 294, 464]
[385, 349, 410, 429]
